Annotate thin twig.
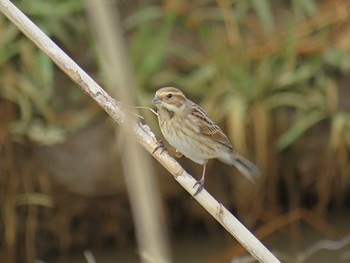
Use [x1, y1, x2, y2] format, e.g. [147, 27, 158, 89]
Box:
[0, 1, 280, 262]
[131, 106, 158, 116]
[296, 234, 350, 263]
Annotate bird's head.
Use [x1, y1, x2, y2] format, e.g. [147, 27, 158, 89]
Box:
[152, 87, 187, 112]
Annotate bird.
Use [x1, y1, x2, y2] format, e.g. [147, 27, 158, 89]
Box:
[152, 87, 260, 196]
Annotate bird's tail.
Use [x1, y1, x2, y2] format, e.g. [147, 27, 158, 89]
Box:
[231, 154, 260, 182]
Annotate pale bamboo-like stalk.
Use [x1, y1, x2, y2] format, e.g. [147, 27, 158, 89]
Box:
[0, 1, 280, 262]
[84, 0, 172, 262]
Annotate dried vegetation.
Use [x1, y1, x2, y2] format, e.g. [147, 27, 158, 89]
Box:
[1, 0, 350, 262]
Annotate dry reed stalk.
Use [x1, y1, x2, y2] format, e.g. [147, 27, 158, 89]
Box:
[84, 1, 172, 262]
[1, 102, 19, 263]
[245, 0, 350, 58]
[205, 208, 339, 263]
[0, 0, 280, 262]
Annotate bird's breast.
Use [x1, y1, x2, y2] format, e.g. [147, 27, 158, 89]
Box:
[158, 114, 213, 165]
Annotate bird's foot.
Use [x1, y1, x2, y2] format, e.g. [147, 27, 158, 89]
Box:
[193, 178, 205, 196]
[152, 140, 166, 155]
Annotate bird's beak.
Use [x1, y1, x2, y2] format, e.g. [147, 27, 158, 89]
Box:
[152, 96, 161, 104]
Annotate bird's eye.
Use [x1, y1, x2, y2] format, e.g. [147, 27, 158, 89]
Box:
[166, 93, 173, 99]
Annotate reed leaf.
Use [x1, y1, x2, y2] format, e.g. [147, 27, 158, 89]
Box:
[277, 111, 326, 150]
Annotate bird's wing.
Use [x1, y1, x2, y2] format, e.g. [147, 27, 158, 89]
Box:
[190, 104, 234, 150]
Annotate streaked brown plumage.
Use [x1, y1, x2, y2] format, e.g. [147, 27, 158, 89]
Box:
[152, 87, 260, 195]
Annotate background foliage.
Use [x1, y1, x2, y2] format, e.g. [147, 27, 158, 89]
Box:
[1, 0, 350, 262]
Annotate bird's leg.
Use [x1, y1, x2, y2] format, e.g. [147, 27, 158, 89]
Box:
[193, 161, 207, 196]
[152, 140, 166, 155]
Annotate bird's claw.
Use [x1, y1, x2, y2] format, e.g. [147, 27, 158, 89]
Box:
[193, 178, 205, 196]
[152, 140, 166, 155]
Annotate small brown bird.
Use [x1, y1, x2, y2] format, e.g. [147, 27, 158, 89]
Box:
[152, 87, 260, 195]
